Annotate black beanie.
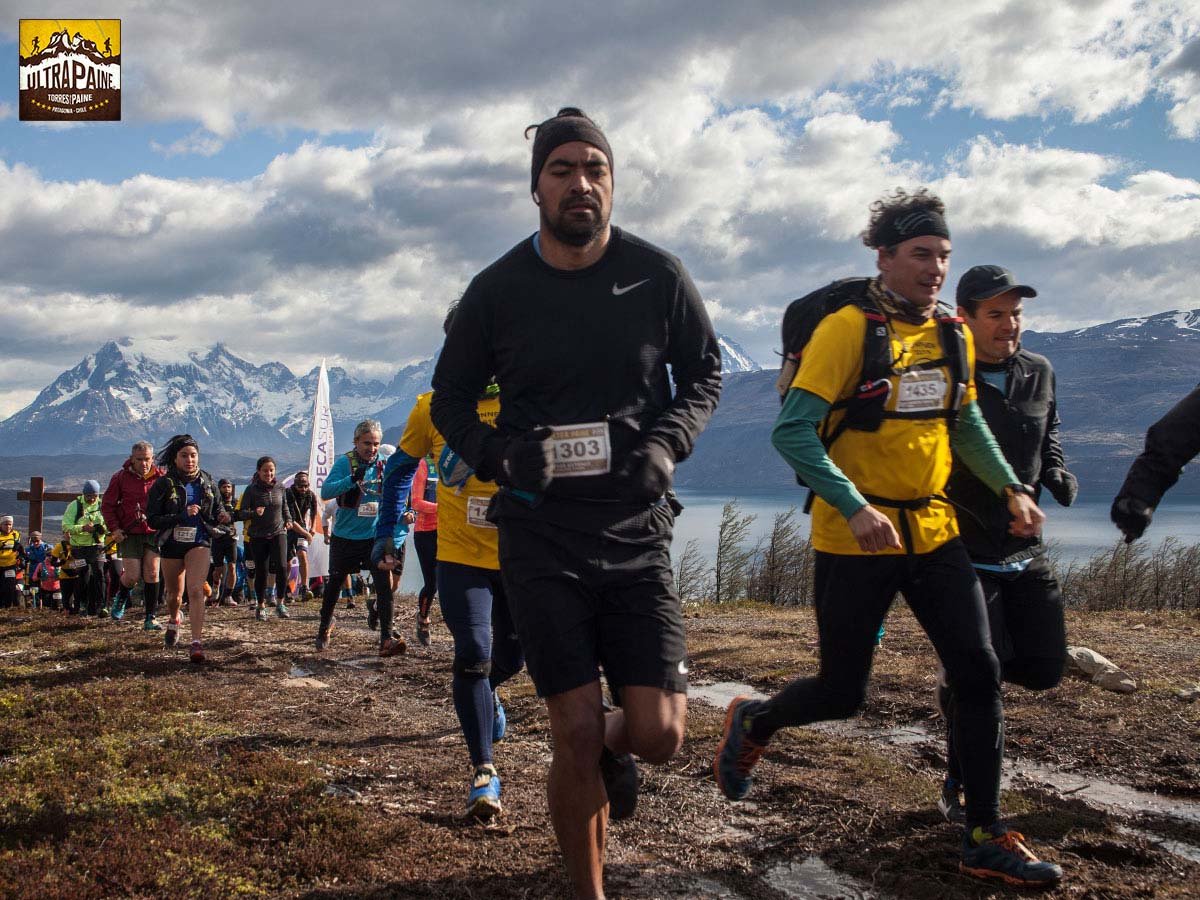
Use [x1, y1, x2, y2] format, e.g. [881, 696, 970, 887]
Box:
[527, 107, 613, 195]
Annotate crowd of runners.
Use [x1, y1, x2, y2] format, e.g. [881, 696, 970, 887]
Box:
[2, 107, 1198, 899]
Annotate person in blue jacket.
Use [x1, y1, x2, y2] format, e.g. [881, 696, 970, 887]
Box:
[315, 419, 408, 656]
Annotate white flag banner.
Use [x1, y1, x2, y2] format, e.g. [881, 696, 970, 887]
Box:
[306, 359, 335, 579]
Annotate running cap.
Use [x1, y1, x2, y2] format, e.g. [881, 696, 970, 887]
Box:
[0, 515, 12, 525]
[874, 208, 950, 248]
[956, 265, 1038, 306]
[527, 107, 613, 195]
[217, 478, 232, 488]
[82, 479, 101, 495]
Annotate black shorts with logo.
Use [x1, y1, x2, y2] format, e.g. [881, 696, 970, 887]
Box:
[494, 493, 687, 699]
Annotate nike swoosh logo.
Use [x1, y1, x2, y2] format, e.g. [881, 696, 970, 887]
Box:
[612, 279, 649, 296]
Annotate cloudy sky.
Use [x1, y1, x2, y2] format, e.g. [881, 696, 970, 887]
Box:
[1, 1, 1198, 418]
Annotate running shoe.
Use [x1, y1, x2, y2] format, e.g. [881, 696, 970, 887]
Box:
[255, 604, 267, 622]
[492, 691, 507, 743]
[220, 593, 238, 607]
[275, 602, 290, 619]
[938, 778, 966, 824]
[344, 599, 356, 610]
[713, 696, 768, 801]
[164, 619, 180, 647]
[189, 641, 205, 664]
[960, 827, 1063, 886]
[379, 637, 406, 658]
[302, 589, 314, 602]
[98, 606, 111, 618]
[143, 616, 161, 632]
[315, 622, 334, 651]
[467, 764, 502, 820]
[599, 746, 638, 821]
[111, 597, 126, 621]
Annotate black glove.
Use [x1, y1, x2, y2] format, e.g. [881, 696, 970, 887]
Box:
[350, 465, 366, 484]
[1111, 495, 1153, 543]
[618, 438, 676, 502]
[1041, 468, 1078, 507]
[485, 428, 554, 491]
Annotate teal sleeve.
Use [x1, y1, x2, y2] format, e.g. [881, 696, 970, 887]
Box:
[950, 401, 1019, 495]
[320, 456, 353, 501]
[771, 389, 870, 520]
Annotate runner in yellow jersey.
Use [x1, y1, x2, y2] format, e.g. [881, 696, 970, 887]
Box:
[375, 302, 524, 821]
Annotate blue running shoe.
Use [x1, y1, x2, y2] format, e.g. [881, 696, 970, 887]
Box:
[492, 691, 506, 743]
[111, 597, 126, 621]
[713, 696, 768, 801]
[961, 826, 1063, 887]
[467, 764, 501, 820]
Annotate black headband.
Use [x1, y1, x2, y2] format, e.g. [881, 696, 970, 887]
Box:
[876, 209, 950, 247]
[529, 107, 613, 194]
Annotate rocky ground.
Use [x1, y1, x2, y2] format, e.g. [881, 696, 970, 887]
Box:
[1, 597, 1198, 898]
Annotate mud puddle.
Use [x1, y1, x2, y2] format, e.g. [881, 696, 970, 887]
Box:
[690, 680, 1200, 849]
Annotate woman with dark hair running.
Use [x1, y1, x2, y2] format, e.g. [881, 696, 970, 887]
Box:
[236, 456, 294, 621]
[146, 434, 231, 663]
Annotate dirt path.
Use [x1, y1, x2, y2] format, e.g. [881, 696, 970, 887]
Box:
[2, 600, 1198, 898]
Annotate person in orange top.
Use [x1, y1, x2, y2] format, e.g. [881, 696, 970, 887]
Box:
[408, 454, 438, 645]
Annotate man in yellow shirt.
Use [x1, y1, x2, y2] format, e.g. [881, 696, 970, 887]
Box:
[714, 189, 1062, 887]
[375, 303, 525, 822]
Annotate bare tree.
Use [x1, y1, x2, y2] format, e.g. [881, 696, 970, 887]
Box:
[714, 500, 755, 604]
[675, 538, 712, 604]
[746, 508, 815, 606]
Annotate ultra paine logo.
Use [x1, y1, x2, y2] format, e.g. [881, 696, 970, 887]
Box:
[19, 19, 121, 121]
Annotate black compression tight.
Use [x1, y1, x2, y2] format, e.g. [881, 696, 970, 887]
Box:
[248, 534, 288, 603]
[748, 540, 1004, 829]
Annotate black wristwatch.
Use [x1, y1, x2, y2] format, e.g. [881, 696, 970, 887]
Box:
[1002, 483, 1035, 501]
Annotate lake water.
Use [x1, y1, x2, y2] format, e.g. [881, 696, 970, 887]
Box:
[666, 490, 1200, 568]
[390, 492, 1200, 593]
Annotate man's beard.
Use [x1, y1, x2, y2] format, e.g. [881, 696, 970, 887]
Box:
[541, 201, 609, 247]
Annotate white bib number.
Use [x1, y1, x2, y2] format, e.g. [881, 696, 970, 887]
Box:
[896, 370, 948, 413]
[467, 496, 497, 530]
[69, 559, 87, 571]
[357, 501, 379, 518]
[3, 570, 13, 578]
[52, 592, 62, 600]
[173, 526, 198, 543]
[549, 421, 611, 478]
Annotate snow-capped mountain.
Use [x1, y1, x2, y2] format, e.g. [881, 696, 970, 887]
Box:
[718, 335, 762, 373]
[0, 338, 427, 455]
[0, 331, 752, 455]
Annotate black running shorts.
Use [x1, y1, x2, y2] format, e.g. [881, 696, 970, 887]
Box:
[328, 535, 374, 579]
[159, 539, 211, 561]
[496, 498, 687, 699]
[210, 535, 237, 567]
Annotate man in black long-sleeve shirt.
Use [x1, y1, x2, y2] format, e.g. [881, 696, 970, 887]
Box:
[430, 107, 721, 899]
[937, 265, 1076, 823]
[1112, 385, 1200, 541]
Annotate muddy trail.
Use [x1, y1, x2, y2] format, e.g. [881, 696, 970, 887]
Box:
[1, 599, 1198, 898]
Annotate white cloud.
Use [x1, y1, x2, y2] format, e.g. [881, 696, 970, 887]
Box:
[150, 128, 225, 157]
